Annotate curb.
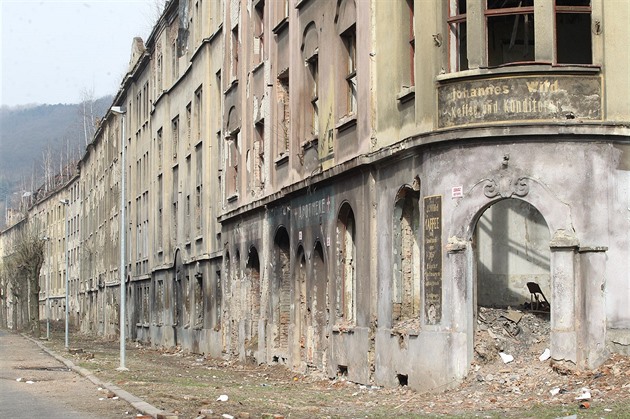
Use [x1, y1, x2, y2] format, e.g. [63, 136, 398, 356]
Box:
[22, 334, 167, 419]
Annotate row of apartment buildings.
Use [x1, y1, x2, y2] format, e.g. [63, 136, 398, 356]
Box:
[1, 0, 629, 392]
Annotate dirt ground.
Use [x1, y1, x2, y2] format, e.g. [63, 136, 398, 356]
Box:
[39, 310, 630, 419]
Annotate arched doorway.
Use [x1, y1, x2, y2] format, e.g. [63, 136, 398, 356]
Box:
[473, 198, 551, 362]
[223, 250, 231, 352]
[312, 241, 328, 369]
[296, 246, 308, 367]
[271, 227, 291, 362]
[173, 250, 184, 346]
[232, 250, 241, 355]
[245, 247, 261, 359]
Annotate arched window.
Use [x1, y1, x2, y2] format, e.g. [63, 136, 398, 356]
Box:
[336, 203, 356, 323]
[393, 187, 420, 324]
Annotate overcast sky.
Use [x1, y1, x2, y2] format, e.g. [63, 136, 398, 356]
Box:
[0, 0, 163, 107]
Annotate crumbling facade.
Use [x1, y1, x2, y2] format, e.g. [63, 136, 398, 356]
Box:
[1, 0, 629, 393]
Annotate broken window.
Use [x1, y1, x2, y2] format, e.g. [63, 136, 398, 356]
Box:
[247, 248, 261, 339]
[157, 53, 163, 93]
[392, 187, 420, 325]
[172, 116, 179, 161]
[273, 228, 291, 351]
[486, 0, 535, 67]
[186, 102, 192, 149]
[556, 0, 592, 64]
[336, 204, 356, 323]
[157, 175, 163, 250]
[308, 56, 319, 137]
[155, 278, 164, 324]
[405, 0, 415, 86]
[194, 273, 203, 328]
[254, 1, 265, 64]
[172, 166, 179, 243]
[341, 25, 357, 116]
[184, 274, 191, 327]
[226, 129, 240, 198]
[448, 0, 468, 71]
[157, 127, 163, 169]
[172, 40, 179, 82]
[447, 0, 593, 72]
[276, 72, 290, 157]
[254, 122, 265, 190]
[231, 25, 239, 80]
[194, 86, 202, 142]
[195, 143, 203, 234]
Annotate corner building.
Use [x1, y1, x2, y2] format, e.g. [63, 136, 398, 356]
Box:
[13, 0, 630, 393]
[217, 0, 630, 391]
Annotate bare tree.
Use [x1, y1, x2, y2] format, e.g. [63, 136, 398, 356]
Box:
[2, 224, 44, 336]
[42, 145, 54, 193]
[79, 86, 97, 146]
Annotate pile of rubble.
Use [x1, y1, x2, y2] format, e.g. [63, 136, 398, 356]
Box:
[474, 305, 551, 365]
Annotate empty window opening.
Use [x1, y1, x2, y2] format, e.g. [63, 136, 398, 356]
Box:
[184, 274, 191, 327]
[393, 187, 420, 325]
[336, 204, 356, 323]
[254, 1, 265, 64]
[486, 0, 535, 67]
[246, 248, 261, 343]
[556, 0, 592, 64]
[276, 73, 290, 157]
[194, 273, 203, 328]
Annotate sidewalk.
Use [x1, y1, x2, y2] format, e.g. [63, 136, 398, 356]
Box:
[23, 332, 171, 419]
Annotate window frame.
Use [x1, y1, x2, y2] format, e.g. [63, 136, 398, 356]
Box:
[446, 0, 596, 74]
[447, 0, 468, 72]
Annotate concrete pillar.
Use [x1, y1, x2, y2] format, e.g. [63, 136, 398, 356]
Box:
[577, 247, 608, 369]
[549, 229, 579, 364]
[446, 236, 473, 372]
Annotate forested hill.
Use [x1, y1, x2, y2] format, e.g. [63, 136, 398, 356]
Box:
[0, 96, 112, 223]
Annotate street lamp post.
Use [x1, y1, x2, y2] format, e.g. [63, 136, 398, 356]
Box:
[60, 199, 70, 349]
[111, 106, 128, 371]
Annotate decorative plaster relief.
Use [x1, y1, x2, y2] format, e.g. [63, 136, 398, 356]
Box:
[483, 174, 529, 199]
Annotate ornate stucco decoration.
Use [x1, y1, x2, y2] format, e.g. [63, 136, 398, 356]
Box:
[483, 174, 530, 199]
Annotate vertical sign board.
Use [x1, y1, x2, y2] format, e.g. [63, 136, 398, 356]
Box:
[424, 195, 442, 324]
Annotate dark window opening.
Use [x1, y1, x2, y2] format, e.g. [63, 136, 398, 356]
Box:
[487, 0, 535, 67]
[556, 0, 592, 64]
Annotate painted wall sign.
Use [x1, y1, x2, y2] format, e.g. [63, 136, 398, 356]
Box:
[424, 195, 442, 324]
[437, 75, 602, 128]
[452, 186, 463, 198]
[291, 188, 334, 229]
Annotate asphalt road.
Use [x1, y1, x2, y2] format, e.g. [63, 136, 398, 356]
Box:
[0, 329, 132, 418]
